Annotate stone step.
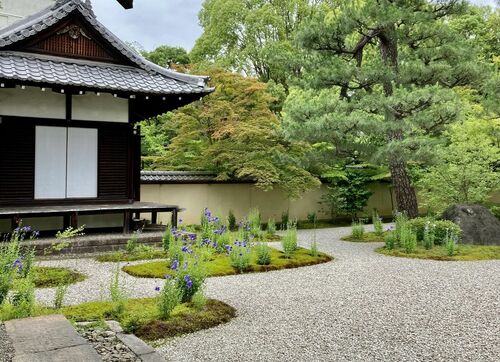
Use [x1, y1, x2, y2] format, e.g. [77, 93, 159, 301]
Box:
[21, 231, 164, 256]
[4, 315, 101, 362]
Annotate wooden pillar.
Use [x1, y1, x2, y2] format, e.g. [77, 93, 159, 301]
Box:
[123, 211, 131, 234]
[171, 209, 178, 228]
[70, 212, 78, 229]
[151, 212, 158, 225]
[11, 215, 20, 230]
[63, 213, 70, 229]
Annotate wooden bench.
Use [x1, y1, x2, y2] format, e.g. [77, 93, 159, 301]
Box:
[0, 202, 182, 233]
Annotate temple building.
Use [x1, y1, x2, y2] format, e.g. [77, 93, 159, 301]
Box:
[0, 0, 212, 233]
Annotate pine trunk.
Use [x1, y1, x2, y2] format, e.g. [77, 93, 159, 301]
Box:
[379, 27, 419, 218]
[389, 157, 419, 218]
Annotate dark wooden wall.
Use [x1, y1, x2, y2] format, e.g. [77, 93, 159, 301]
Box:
[0, 117, 135, 206]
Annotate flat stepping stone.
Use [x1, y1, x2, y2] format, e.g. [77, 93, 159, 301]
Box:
[5, 315, 101, 362]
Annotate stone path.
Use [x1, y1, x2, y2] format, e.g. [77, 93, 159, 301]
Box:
[4, 315, 101, 362]
[35, 226, 500, 361]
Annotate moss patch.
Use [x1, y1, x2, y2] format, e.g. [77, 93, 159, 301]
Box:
[376, 244, 500, 261]
[341, 232, 386, 243]
[31, 267, 86, 288]
[123, 247, 332, 279]
[135, 299, 236, 341]
[2, 298, 235, 341]
[95, 249, 167, 263]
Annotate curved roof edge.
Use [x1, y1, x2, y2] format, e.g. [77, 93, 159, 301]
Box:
[0, 0, 210, 89]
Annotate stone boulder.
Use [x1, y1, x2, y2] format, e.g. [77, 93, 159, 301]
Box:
[442, 204, 500, 245]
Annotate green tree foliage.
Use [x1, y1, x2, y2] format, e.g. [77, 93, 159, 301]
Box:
[418, 118, 500, 213]
[149, 68, 320, 198]
[321, 167, 373, 220]
[143, 45, 191, 67]
[192, 0, 315, 87]
[283, 0, 489, 218]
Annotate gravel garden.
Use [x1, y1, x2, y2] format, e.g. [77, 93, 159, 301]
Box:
[1, 207, 500, 361]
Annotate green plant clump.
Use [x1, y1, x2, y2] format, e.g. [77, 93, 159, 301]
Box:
[227, 210, 237, 231]
[407, 218, 461, 244]
[256, 243, 272, 265]
[372, 211, 384, 236]
[281, 228, 298, 258]
[351, 222, 365, 240]
[157, 278, 181, 320]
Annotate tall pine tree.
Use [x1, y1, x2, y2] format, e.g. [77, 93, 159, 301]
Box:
[284, 0, 488, 217]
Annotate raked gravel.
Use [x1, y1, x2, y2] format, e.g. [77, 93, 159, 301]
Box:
[36, 226, 500, 362]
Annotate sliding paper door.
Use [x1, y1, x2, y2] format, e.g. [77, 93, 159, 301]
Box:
[35, 126, 98, 200]
[35, 126, 67, 199]
[66, 128, 98, 198]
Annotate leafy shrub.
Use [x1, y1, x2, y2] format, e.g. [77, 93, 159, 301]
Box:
[310, 230, 319, 257]
[110, 264, 127, 317]
[423, 223, 435, 250]
[445, 230, 459, 256]
[351, 222, 365, 240]
[174, 251, 206, 303]
[126, 232, 139, 254]
[400, 225, 417, 253]
[56, 225, 85, 239]
[248, 208, 262, 238]
[1, 226, 38, 305]
[266, 218, 276, 235]
[281, 210, 289, 230]
[256, 243, 272, 265]
[54, 283, 68, 309]
[408, 218, 461, 245]
[372, 211, 384, 236]
[282, 228, 298, 258]
[394, 213, 408, 242]
[157, 278, 181, 319]
[307, 212, 317, 224]
[0, 238, 20, 305]
[191, 290, 207, 310]
[10, 278, 35, 319]
[230, 240, 252, 272]
[227, 210, 237, 231]
[162, 227, 173, 253]
[384, 233, 397, 250]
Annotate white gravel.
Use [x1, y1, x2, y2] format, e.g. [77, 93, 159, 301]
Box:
[36, 226, 500, 361]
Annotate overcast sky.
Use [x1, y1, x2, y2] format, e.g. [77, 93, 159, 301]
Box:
[92, 0, 497, 52]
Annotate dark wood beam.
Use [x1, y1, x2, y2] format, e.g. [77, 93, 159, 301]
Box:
[117, 0, 133, 9]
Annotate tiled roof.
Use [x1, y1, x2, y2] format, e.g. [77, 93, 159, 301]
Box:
[0, 0, 212, 94]
[0, 52, 207, 94]
[141, 171, 254, 184]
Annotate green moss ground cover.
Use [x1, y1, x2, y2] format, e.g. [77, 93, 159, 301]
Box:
[341, 232, 386, 243]
[95, 249, 167, 263]
[1, 297, 235, 340]
[377, 244, 500, 261]
[123, 247, 332, 279]
[28, 267, 86, 288]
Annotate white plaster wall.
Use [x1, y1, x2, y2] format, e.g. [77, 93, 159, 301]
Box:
[0, 87, 66, 119]
[72, 93, 129, 123]
[0, 0, 55, 28]
[140, 183, 396, 225]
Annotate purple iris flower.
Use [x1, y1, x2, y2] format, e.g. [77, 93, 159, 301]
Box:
[184, 275, 193, 289]
[171, 259, 179, 271]
[155, 286, 161, 292]
[12, 259, 22, 272]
